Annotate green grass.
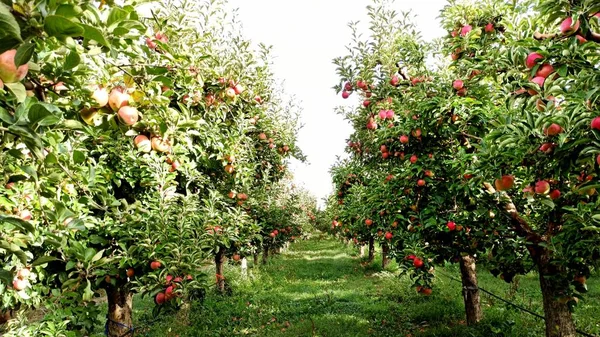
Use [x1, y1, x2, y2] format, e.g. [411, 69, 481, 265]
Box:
[110, 235, 600, 337]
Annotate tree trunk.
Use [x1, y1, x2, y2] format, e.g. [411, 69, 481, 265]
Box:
[262, 246, 269, 264]
[359, 245, 365, 258]
[106, 286, 133, 337]
[459, 255, 482, 326]
[367, 237, 374, 263]
[382, 244, 390, 268]
[215, 248, 225, 293]
[538, 264, 577, 337]
[253, 253, 259, 266]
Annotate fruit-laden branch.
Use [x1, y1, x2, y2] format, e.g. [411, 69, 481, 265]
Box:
[483, 182, 543, 243]
[534, 31, 600, 43]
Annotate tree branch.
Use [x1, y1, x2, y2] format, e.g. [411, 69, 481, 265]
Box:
[483, 182, 543, 243]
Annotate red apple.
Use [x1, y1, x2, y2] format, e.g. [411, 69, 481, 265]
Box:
[413, 258, 424, 268]
[19, 210, 32, 221]
[560, 17, 580, 35]
[356, 80, 367, 90]
[363, 100, 370, 107]
[233, 84, 244, 95]
[342, 91, 350, 99]
[146, 37, 157, 49]
[366, 118, 377, 130]
[365, 219, 373, 226]
[591, 117, 600, 130]
[108, 88, 130, 111]
[417, 179, 426, 187]
[116, 106, 138, 126]
[549, 189, 561, 200]
[539, 142, 553, 153]
[17, 268, 30, 279]
[460, 25, 472, 36]
[0, 49, 29, 83]
[384, 232, 393, 240]
[531, 76, 545, 87]
[225, 87, 236, 99]
[126, 268, 135, 278]
[155, 292, 166, 305]
[410, 155, 418, 164]
[575, 35, 587, 44]
[535, 64, 554, 79]
[412, 128, 422, 137]
[12, 278, 28, 291]
[484, 23, 494, 33]
[232, 254, 241, 261]
[501, 175, 514, 190]
[452, 79, 464, 90]
[457, 88, 467, 97]
[151, 137, 171, 153]
[447, 221, 456, 231]
[386, 110, 395, 119]
[91, 86, 109, 107]
[378, 110, 387, 120]
[400, 135, 409, 144]
[545, 123, 562, 136]
[344, 82, 353, 91]
[389, 75, 399, 86]
[526, 52, 543, 68]
[535, 181, 550, 195]
[150, 261, 161, 270]
[597, 154, 600, 166]
[134, 135, 152, 153]
[424, 170, 433, 178]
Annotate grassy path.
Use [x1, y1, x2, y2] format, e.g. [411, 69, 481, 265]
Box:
[129, 235, 599, 337]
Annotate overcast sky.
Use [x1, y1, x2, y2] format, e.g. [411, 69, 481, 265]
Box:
[228, 0, 448, 207]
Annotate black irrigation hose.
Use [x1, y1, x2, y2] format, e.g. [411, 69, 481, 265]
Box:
[437, 271, 597, 337]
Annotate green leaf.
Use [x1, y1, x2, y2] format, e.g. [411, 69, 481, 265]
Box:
[107, 7, 128, 27]
[44, 15, 84, 39]
[0, 270, 12, 285]
[0, 106, 14, 124]
[91, 249, 104, 263]
[0, 215, 35, 233]
[20, 165, 38, 181]
[38, 114, 62, 126]
[84, 247, 96, 262]
[73, 150, 85, 164]
[29, 102, 61, 125]
[14, 42, 35, 67]
[4, 82, 26, 102]
[61, 119, 84, 130]
[63, 50, 80, 70]
[32, 256, 60, 266]
[80, 24, 109, 47]
[55, 4, 83, 18]
[0, 3, 23, 53]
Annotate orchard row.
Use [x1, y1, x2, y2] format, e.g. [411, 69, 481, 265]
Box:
[0, 1, 315, 336]
[324, 1, 600, 337]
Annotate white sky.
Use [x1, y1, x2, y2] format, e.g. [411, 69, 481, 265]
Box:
[228, 0, 448, 207]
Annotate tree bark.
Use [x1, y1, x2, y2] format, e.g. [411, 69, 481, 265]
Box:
[382, 244, 390, 268]
[367, 237, 375, 263]
[253, 252, 259, 266]
[262, 245, 269, 264]
[459, 255, 482, 326]
[106, 286, 133, 337]
[215, 248, 225, 293]
[537, 257, 576, 337]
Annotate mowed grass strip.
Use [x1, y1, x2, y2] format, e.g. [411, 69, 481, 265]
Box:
[112, 235, 599, 337]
